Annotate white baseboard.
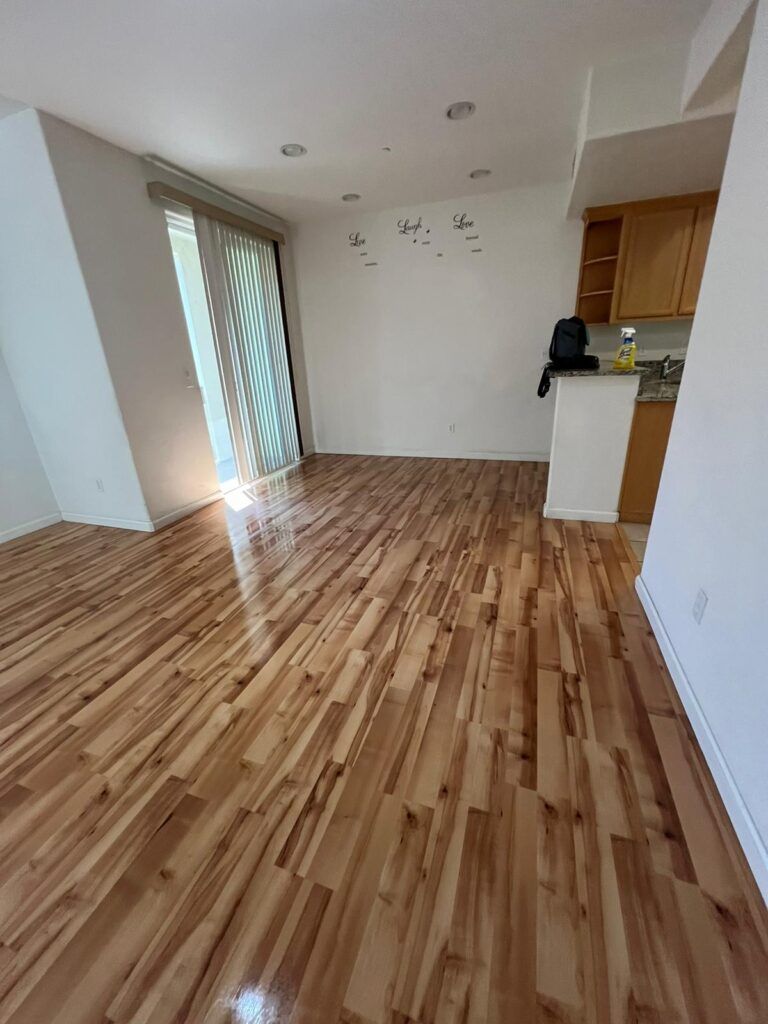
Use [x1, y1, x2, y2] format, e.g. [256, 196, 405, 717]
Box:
[60, 493, 223, 534]
[315, 446, 550, 462]
[0, 511, 62, 545]
[635, 575, 768, 902]
[61, 511, 155, 532]
[543, 503, 618, 523]
[151, 491, 222, 530]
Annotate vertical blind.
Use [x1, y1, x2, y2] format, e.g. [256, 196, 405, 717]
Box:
[194, 213, 300, 479]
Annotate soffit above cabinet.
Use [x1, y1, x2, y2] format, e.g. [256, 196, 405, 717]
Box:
[567, 114, 732, 218]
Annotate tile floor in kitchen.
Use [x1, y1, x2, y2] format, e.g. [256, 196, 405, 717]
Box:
[620, 521, 651, 566]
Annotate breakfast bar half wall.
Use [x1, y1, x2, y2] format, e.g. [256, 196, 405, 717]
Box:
[544, 368, 642, 522]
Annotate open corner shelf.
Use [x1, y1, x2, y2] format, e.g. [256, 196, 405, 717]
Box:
[583, 254, 619, 266]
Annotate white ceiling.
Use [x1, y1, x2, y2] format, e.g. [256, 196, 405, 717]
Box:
[0, 0, 710, 222]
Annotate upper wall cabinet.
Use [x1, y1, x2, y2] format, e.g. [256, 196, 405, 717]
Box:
[576, 192, 718, 325]
[678, 203, 716, 316]
[614, 207, 695, 320]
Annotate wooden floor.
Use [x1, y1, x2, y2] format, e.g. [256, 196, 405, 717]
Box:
[0, 454, 766, 1024]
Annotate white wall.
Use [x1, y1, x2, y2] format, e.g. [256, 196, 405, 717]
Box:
[294, 185, 581, 460]
[1, 110, 313, 540]
[39, 113, 219, 523]
[588, 43, 693, 138]
[0, 110, 151, 529]
[590, 320, 692, 360]
[638, 0, 768, 899]
[683, 0, 755, 110]
[0, 351, 59, 542]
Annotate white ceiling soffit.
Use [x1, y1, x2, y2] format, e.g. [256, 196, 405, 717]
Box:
[683, 0, 756, 111]
[0, 93, 26, 122]
[0, 0, 711, 222]
[567, 113, 733, 217]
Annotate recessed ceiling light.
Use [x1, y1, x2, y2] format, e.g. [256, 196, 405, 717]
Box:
[342, 193, 361, 202]
[469, 168, 491, 179]
[446, 101, 476, 121]
[280, 143, 307, 157]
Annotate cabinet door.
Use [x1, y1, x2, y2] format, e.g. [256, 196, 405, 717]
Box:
[614, 207, 696, 320]
[619, 402, 676, 523]
[678, 204, 716, 315]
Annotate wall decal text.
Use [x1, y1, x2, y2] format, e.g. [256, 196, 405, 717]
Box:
[397, 217, 423, 236]
[453, 213, 474, 231]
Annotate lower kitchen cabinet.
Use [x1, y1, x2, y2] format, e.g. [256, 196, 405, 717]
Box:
[619, 401, 676, 523]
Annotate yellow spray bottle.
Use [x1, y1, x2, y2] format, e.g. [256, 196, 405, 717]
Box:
[613, 327, 637, 370]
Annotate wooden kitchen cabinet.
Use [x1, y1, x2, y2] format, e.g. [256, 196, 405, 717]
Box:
[613, 207, 695, 320]
[619, 401, 676, 523]
[678, 203, 716, 315]
[576, 191, 718, 325]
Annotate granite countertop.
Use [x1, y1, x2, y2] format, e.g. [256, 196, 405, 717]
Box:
[549, 360, 682, 402]
[636, 382, 680, 402]
[635, 359, 683, 402]
[548, 367, 643, 378]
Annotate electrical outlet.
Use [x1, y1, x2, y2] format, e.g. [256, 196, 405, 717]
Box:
[692, 588, 708, 624]
[96, 478, 104, 492]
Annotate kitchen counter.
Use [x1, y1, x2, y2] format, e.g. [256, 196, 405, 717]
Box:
[638, 358, 684, 401]
[549, 366, 644, 378]
[636, 368, 682, 402]
[548, 361, 682, 400]
[544, 372, 640, 523]
[543, 357, 683, 524]
[636, 385, 679, 402]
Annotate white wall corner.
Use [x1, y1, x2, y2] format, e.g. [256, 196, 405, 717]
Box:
[567, 67, 593, 215]
[635, 575, 768, 903]
[683, 0, 756, 112]
[60, 512, 155, 532]
[151, 491, 222, 531]
[0, 512, 62, 546]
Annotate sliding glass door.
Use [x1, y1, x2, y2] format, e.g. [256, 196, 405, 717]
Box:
[194, 215, 301, 481]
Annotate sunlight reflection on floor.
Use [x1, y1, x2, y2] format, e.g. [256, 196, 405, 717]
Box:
[225, 487, 256, 512]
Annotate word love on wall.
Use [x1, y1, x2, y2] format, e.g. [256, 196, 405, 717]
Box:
[348, 230, 378, 267]
[453, 212, 482, 253]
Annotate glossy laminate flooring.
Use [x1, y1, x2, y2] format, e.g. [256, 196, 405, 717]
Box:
[0, 454, 766, 1024]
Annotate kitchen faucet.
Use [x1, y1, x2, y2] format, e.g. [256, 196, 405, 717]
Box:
[660, 354, 685, 380]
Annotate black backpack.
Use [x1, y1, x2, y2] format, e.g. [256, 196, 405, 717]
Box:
[549, 316, 590, 361]
[537, 316, 598, 397]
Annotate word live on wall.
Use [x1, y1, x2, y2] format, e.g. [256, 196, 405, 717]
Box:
[347, 211, 482, 269]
